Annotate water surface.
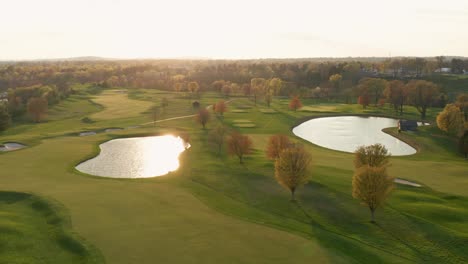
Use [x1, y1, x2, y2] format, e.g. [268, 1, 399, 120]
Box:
[0, 143, 26, 152]
[293, 116, 416, 156]
[76, 135, 188, 178]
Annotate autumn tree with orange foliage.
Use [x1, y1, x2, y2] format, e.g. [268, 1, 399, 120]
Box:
[352, 144, 393, 222]
[437, 104, 465, 136]
[196, 108, 210, 129]
[266, 134, 291, 160]
[358, 95, 369, 109]
[289, 96, 302, 111]
[27, 97, 48, 123]
[227, 132, 253, 163]
[275, 145, 312, 201]
[406, 80, 439, 120]
[214, 100, 227, 117]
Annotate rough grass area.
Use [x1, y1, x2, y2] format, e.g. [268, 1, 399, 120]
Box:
[0, 192, 103, 264]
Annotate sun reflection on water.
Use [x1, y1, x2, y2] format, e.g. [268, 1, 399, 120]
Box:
[76, 135, 189, 178]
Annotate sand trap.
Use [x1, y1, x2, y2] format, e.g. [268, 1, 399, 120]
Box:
[394, 178, 422, 187]
[105, 128, 123, 133]
[0, 142, 26, 152]
[79, 131, 97, 137]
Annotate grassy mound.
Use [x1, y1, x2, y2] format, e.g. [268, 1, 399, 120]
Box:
[0, 191, 103, 264]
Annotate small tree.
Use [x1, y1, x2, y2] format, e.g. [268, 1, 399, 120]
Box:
[209, 124, 228, 154]
[384, 80, 406, 115]
[215, 100, 227, 117]
[27, 97, 48, 123]
[187, 81, 200, 98]
[0, 104, 11, 132]
[354, 144, 390, 168]
[266, 134, 291, 160]
[275, 145, 312, 201]
[406, 80, 439, 120]
[459, 130, 468, 159]
[196, 108, 210, 129]
[437, 104, 465, 135]
[353, 144, 393, 222]
[455, 93, 468, 121]
[352, 165, 394, 222]
[358, 95, 370, 109]
[264, 90, 273, 107]
[251, 78, 266, 105]
[227, 132, 253, 163]
[150, 106, 161, 126]
[222, 84, 232, 98]
[161, 97, 169, 112]
[289, 96, 302, 111]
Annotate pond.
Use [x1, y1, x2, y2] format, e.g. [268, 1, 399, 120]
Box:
[0, 142, 26, 152]
[76, 135, 189, 178]
[292, 116, 417, 156]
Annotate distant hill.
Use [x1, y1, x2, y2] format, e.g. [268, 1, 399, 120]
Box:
[1, 56, 467, 64]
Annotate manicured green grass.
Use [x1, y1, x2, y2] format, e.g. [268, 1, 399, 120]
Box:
[0, 89, 467, 263]
[90, 90, 153, 120]
[0, 191, 103, 264]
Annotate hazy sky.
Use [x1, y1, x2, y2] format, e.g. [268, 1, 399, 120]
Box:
[1, 0, 467, 60]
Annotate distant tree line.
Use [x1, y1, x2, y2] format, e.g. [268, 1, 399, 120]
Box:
[1, 57, 467, 132]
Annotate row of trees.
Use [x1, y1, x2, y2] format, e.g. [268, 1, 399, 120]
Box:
[2, 57, 464, 98]
[196, 117, 394, 222]
[357, 78, 441, 119]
